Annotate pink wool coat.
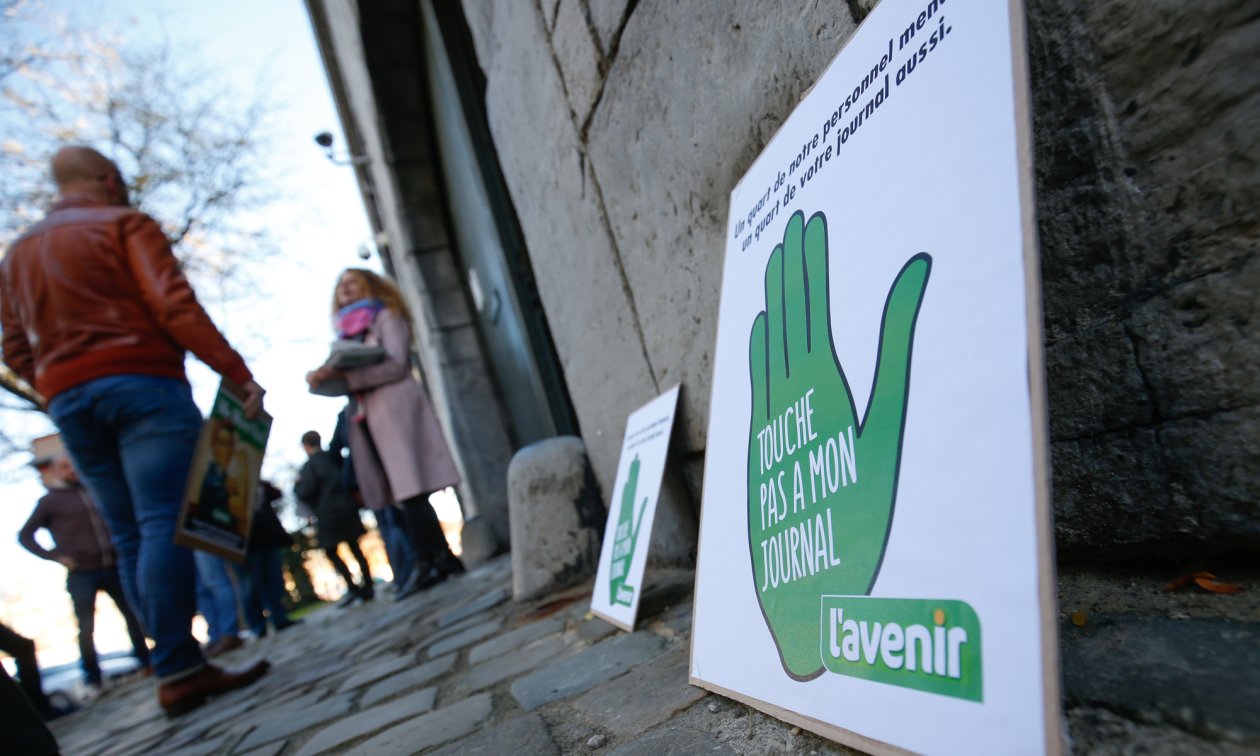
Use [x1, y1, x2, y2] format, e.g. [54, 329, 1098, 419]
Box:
[343, 308, 461, 508]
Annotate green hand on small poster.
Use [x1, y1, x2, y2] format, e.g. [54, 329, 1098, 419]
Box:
[747, 209, 931, 680]
[609, 455, 649, 607]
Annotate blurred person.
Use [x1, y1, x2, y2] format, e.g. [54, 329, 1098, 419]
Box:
[234, 480, 299, 636]
[0, 661, 59, 755]
[0, 146, 269, 715]
[330, 404, 415, 591]
[17, 452, 151, 688]
[306, 269, 463, 602]
[194, 551, 244, 657]
[295, 430, 374, 607]
[0, 622, 69, 725]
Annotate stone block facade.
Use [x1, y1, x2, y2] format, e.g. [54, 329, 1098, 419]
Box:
[309, 0, 1257, 748]
[462, 0, 1258, 561]
[457, 0, 1259, 748]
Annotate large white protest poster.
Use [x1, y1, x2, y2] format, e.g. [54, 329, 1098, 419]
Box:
[591, 385, 681, 631]
[690, 0, 1059, 754]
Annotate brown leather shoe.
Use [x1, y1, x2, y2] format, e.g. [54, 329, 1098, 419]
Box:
[203, 635, 243, 658]
[158, 660, 271, 717]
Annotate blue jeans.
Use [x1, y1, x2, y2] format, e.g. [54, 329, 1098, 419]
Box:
[233, 549, 292, 635]
[194, 551, 242, 643]
[377, 505, 414, 586]
[49, 375, 205, 680]
[66, 567, 151, 683]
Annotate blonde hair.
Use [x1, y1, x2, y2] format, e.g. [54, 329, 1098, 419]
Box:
[333, 268, 413, 326]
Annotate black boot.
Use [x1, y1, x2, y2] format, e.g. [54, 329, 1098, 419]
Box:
[438, 552, 465, 577]
[393, 562, 443, 601]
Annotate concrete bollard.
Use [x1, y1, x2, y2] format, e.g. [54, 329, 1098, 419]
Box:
[508, 436, 605, 601]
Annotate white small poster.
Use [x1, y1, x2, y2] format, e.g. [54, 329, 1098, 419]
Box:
[690, 0, 1059, 754]
[591, 385, 681, 631]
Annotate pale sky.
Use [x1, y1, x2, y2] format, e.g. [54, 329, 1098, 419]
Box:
[0, 0, 382, 663]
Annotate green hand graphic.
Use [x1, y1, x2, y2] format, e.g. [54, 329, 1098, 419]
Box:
[609, 456, 648, 607]
[747, 210, 930, 680]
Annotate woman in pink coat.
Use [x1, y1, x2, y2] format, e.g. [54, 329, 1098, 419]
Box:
[306, 268, 464, 600]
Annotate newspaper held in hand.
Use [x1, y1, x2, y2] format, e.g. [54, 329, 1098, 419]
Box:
[174, 380, 273, 563]
[309, 340, 385, 396]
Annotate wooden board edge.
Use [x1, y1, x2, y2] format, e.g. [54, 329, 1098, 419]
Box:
[590, 608, 635, 634]
[688, 676, 915, 756]
[1008, 0, 1064, 753]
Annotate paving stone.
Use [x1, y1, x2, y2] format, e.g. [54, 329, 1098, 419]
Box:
[437, 586, 511, 628]
[428, 618, 505, 658]
[428, 713, 558, 756]
[606, 727, 736, 756]
[421, 612, 491, 651]
[335, 650, 417, 693]
[167, 695, 262, 746]
[572, 649, 705, 737]
[462, 636, 569, 694]
[96, 726, 171, 756]
[511, 632, 665, 710]
[343, 693, 493, 756]
[577, 615, 619, 643]
[165, 733, 231, 756]
[238, 740, 287, 756]
[468, 616, 563, 665]
[360, 652, 458, 707]
[233, 691, 355, 752]
[233, 687, 328, 730]
[288, 657, 353, 688]
[295, 687, 438, 756]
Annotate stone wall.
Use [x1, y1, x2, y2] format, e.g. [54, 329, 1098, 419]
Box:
[462, 0, 1258, 559]
[459, 0, 1258, 748]
[1029, 0, 1259, 561]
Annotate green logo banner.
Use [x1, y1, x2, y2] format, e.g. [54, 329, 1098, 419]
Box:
[746, 208, 931, 680]
[820, 596, 982, 702]
[609, 455, 648, 607]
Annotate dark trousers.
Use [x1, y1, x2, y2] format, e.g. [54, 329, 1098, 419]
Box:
[67, 567, 151, 684]
[326, 538, 372, 590]
[0, 623, 48, 713]
[0, 666, 57, 755]
[233, 548, 293, 635]
[400, 494, 455, 568]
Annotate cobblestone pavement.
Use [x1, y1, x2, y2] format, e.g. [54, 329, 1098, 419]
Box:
[46, 555, 853, 755]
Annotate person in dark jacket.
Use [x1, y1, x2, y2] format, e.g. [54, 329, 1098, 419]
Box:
[18, 453, 151, 686]
[233, 480, 299, 636]
[295, 431, 373, 607]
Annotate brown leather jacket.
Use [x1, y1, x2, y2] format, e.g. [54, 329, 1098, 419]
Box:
[0, 195, 251, 400]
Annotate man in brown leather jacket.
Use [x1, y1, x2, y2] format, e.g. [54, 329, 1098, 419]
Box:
[0, 146, 269, 716]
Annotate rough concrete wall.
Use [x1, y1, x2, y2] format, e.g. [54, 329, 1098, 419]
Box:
[464, 0, 1258, 558]
[460, 0, 1259, 748]
[1029, 0, 1259, 561]
[463, 0, 856, 508]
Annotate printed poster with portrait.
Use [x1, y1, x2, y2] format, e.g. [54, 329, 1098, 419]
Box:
[175, 381, 272, 564]
[689, 0, 1059, 754]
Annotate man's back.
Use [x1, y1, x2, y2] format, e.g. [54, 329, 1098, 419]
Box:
[0, 196, 250, 400]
